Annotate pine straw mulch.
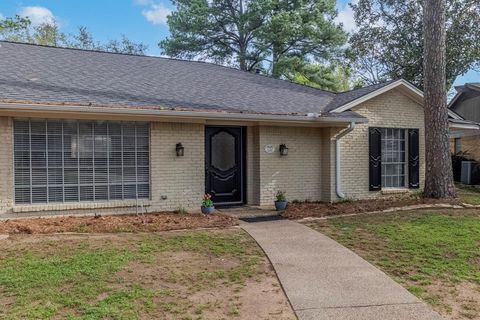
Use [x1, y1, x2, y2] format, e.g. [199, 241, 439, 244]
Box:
[283, 196, 461, 219]
[0, 213, 238, 235]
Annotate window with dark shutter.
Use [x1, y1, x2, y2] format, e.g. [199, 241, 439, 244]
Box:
[381, 128, 406, 188]
[369, 127, 382, 190]
[13, 119, 150, 204]
[408, 129, 420, 188]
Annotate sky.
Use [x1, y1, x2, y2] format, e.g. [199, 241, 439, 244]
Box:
[0, 0, 478, 88]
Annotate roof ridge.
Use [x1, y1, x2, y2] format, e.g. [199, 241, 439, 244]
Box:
[0, 40, 336, 96]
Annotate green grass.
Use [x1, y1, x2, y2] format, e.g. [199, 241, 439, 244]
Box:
[307, 210, 480, 318]
[457, 183, 480, 205]
[0, 230, 264, 320]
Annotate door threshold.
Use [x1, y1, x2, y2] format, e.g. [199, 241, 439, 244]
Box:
[214, 203, 245, 208]
[239, 215, 284, 223]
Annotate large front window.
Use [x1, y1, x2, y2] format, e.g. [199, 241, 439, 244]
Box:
[380, 128, 406, 188]
[14, 119, 150, 204]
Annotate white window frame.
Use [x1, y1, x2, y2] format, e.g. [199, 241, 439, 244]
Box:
[380, 128, 408, 189]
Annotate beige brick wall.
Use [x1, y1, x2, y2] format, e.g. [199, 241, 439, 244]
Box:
[256, 126, 324, 205]
[246, 126, 260, 205]
[150, 122, 205, 211]
[450, 135, 480, 161]
[0, 117, 13, 214]
[338, 88, 425, 200]
[0, 119, 205, 216]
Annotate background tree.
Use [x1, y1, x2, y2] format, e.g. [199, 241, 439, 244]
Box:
[68, 27, 148, 55]
[67, 26, 102, 50]
[349, 0, 480, 90]
[30, 22, 66, 46]
[160, 0, 268, 71]
[160, 0, 348, 91]
[103, 35, 148, 55]
[0, 15, 30, 41]
[256, 0, 346, 79]
[278, 56, 363, 91]
[0, 16, 147, 55]
[423, 0, 456, 198]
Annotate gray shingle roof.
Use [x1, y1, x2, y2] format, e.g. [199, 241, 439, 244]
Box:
[325, 80, 397, 112]
[0, 41, 397, 120]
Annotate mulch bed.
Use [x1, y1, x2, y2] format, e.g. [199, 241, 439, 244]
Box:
[0, 213, 238, 234]
[283, 197, 460, 219]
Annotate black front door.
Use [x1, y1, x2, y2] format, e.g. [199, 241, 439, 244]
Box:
[205, 126, 245, 205]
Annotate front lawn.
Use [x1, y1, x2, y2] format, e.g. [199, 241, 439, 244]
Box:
[0, 230, 294, 320]
[457, 183, 480, 205]
[306, 210, 480, 320]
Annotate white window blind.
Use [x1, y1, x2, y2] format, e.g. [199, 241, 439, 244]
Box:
[14, 119, 150, 204]
[380, 128, 406, 188]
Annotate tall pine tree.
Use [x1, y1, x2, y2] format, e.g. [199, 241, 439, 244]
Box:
[423, 0, 456, 198]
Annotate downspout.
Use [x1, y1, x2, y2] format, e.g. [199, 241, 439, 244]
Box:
[335, 122, 356, 199]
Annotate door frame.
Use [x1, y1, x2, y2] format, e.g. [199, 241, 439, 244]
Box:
[205, 125, 247, 206]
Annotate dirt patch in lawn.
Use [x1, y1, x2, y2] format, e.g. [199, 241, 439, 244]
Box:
[188, 269, 293, 320]
[112, 251, 294, 319]
[0, 212, 238, 234]
[427, 281, 480, 320]
[0, 230, 295, 320]
[284, 196, 459, 219]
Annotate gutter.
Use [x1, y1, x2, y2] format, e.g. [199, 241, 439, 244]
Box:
[0, 103, 368, 125]
[335, 122, 356, 199]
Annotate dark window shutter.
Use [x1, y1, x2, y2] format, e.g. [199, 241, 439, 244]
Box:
[408, 129, 420, 188]
[369, 127, 382, 191]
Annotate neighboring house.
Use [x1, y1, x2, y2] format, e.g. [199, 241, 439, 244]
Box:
[448, 83, 480, 159]
[0, 41, 444, 216]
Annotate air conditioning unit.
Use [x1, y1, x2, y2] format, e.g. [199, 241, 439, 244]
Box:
[461, 161, 479, 185]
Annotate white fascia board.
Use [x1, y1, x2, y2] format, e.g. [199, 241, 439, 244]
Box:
[449, 122, 480, 130]
[448, 109, 464, 120]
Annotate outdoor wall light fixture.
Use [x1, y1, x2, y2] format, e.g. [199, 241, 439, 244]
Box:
[279, 144, 289, 156]
[176, 143, 184, 157]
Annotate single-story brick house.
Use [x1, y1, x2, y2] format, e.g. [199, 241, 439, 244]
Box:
[0, 41, 458, 216]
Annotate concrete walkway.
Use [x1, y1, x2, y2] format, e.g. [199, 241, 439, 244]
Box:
[241, 219, 443, 320]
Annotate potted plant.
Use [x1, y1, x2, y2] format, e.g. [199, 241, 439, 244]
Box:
[274, 191, 288, 211]
[201, 193, 215, 214]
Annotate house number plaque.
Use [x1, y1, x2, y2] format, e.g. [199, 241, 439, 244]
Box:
[264, 144, 275, 154]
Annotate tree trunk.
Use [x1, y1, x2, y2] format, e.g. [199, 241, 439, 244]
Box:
[423, 0, 456, 198]
[238, 49, 247, 71]
[271, 44, 281, 78]
[237, 0, 247, 71]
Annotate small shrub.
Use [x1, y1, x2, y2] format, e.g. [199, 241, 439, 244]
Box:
[275, 190, 286, 202]
[174, 206, 188, 214]
[201, 193, 214, 208]
[410, 190, 425, 199]
[337, 197, 354, 203]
